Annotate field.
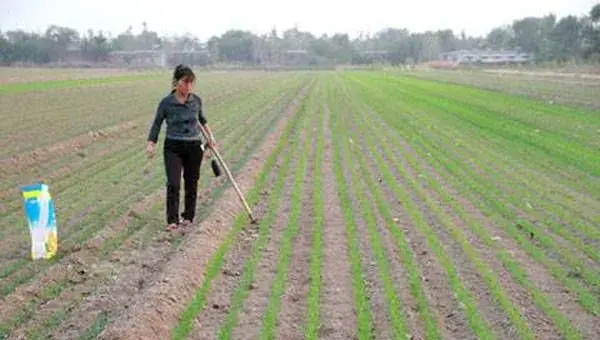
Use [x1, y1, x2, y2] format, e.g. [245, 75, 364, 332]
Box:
[403, 67, 600, 110]
[0, 67, 598, 340]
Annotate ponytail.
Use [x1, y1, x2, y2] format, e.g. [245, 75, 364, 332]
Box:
[170, 64, 195, 94]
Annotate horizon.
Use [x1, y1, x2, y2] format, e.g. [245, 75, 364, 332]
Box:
[1, 0, 597, 41]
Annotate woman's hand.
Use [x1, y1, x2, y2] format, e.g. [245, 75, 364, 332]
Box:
[201, 124, 217, 150]
[204, 138, 217, 159]
[207, 138, 217, 150]
[146, 141, 156, 158]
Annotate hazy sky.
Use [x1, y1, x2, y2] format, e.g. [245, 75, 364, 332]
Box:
[1, 0, 597, 40]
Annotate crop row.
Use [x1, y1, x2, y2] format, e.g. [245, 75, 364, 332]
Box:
[337, 72, 597, 338]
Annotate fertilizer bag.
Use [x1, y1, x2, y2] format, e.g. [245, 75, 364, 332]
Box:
[20, 183, 58, 260]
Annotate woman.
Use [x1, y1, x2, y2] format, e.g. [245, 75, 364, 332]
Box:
[146, 64, 217, 231]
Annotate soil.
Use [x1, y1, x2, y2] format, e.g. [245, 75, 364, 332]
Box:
[0, 179, 171, 338]
[0, 120, 140, 213]
[369, 125, 519, 339]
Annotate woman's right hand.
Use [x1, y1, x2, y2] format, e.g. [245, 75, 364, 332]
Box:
[146, 141, 156, 158]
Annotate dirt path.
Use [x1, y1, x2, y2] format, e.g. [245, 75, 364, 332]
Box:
[315, 106, 357, 340]
[96, 83, 311, 340]
[483, 68, 600, 79]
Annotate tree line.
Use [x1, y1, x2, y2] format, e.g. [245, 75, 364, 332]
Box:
[1, 4, 599, 66]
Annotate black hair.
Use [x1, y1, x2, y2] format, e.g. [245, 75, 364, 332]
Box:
[171, 64, 195, 93]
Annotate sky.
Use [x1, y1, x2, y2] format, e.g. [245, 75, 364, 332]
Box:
[1, 0, 597, 41]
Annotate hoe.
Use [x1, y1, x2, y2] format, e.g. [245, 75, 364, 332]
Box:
[198, 122, 257, 224]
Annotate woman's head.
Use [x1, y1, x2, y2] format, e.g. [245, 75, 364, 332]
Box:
[172, 64, 195, 96]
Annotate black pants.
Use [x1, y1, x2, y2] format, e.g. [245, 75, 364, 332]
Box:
[163, 138, 203, 224]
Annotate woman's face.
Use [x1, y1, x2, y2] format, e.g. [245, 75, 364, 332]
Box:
[176, 76, 194, 96]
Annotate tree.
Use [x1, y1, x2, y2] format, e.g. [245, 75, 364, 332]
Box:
[373, 28, 410, 64]
[207, 36, 220, 61]
[113, 25, 136, 51]
[82, 30, 110, 62]
[550, 15, 583, 62]
[215, 30, 256, 63]
[2, 3, 600, 66]
[584, 4, 600, 60]
[591, 4, 600, 23]
[486, 26, 514, 50]
[0, 31, 12, 64]
[436, 29, 459, 52]
[329, 33, 352, 63]
[44, 25, 80, 61]
[4, 30, 50, 63]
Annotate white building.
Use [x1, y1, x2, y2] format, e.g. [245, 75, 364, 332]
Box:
[439, 49, 533, 65]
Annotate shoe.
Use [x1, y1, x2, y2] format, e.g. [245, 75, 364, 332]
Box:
[166, 223, 179, 231]
[180, 219, 193, 227]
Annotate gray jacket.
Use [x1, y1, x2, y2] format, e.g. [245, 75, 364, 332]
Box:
[147, 92, 208, 143]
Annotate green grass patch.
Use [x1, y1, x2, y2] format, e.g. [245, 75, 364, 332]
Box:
[79, 312, 109, 340]
[0, 73, 164, 94]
